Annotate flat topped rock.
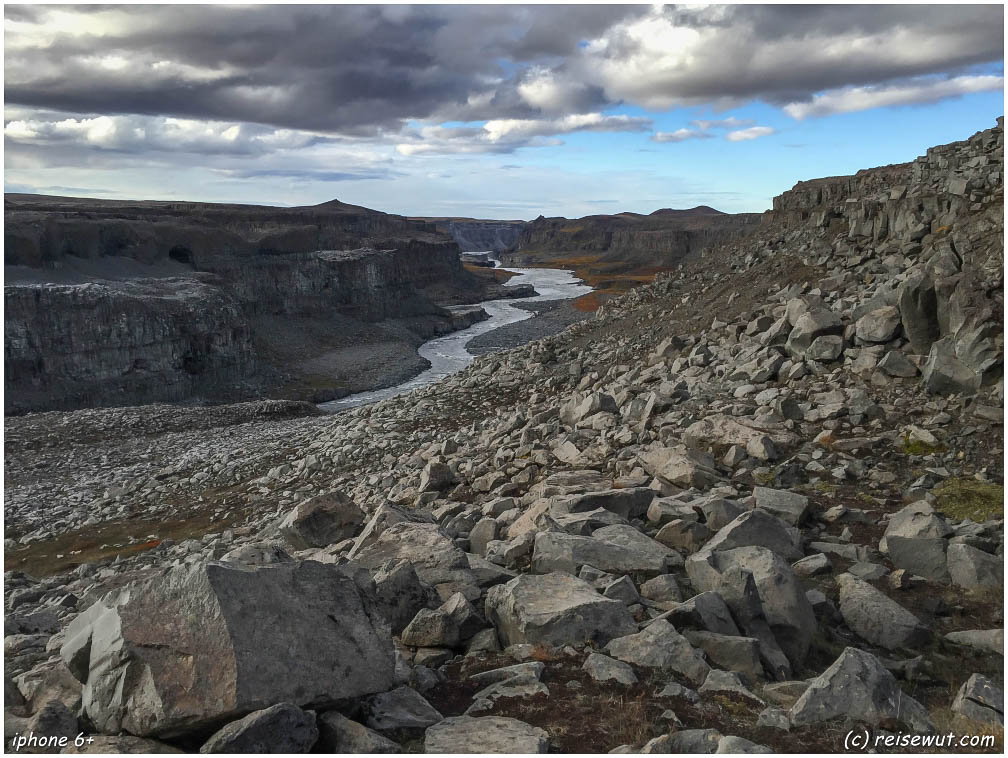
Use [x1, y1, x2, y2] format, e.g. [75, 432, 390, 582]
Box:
[424, 715, 549, 753]
[485, 572, 636, 648]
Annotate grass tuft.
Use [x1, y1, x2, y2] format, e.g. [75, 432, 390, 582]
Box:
[933, 478, 1004, 522]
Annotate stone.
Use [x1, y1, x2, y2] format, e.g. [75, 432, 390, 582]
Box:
[662, 592, 740, 636]
[60, 560, 394, 737]
[485, 572, 636, 647]
[885, 536, 949, 583]
[655, 519, 712, 553]
[683, 415, 800, 459]
[700, 498, 747, 530]
[699, 670, 764, 704]
[944, 629, 1004, 656]
[373, 559, 439, 634]
[469, 518, 499, 557]
[716, 736, 773, 753]
[701, 509, 802, 561]
[315, 711, 402, 753]
[351, 522, 477, 595]
[420, 461, 456, 492]
[923, 338, 981, 395]
[8, 700, 79, 754]
[365, 686, 443, 731]
[897, 267, 939, 354]
[806, 335, 844, 362]
[424, 716, 549, 753]
[786, 309, 843, 358]
[752, 487, 809, 526]
[789, 647, 934, 732]
[278, 491, 364, 549]
[946, 543, 1003, 590]
[604, 619, 710, 685]
[14, 659, 82, 714]
[667, 729, 723, 754]
[880, 502, 951, 552]
[401, 608, 460, 648]
[639, 575, 682, 606]
[878, 351, 918, 378]
[856, 306, 902, 343]
[951, 674, 1003, 725]
[440, 592, 488, 641]
[684, 631, 764, 683]
[638, 446, 722, 490]
[199, 703, 318, 754]
[61, 736, 183, 753]
[531, 528, 676, 577]
[836, 573, 931, 651]
[687, 546, 816, 670]
[582, 653, 638, 686]
[792, 553, 831, 577]
[552, 488, 656, 521]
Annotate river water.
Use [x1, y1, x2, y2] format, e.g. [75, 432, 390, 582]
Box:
[318, 265, 591, 412]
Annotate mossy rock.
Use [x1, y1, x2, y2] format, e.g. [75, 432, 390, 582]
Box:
[933, 478, 1004, 522]
[902, 433, 945, 456]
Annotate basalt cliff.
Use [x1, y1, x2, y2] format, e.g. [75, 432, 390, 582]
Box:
[4, 196, 503, 413]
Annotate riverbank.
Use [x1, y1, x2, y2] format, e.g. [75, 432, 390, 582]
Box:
[467, 298, 590, 355]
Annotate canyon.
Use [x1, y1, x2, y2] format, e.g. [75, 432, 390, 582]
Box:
[4, 119, 1003, 754]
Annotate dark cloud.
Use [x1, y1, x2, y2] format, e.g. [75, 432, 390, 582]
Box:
[6, 4, 1001, 139]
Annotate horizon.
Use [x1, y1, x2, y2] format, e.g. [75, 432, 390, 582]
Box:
[4, 3, 1004, 220]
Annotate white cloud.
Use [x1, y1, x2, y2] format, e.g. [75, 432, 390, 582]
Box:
[725, 126, 776, 142]
[692, 116, 753, 130]
[651, 128, 713, 143]
[783, 75, 1004, 119]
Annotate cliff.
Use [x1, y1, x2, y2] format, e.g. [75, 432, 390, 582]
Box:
[505, 206, 760, 270]
[412, 217, 526, 253]
[4, 196, 493, 413]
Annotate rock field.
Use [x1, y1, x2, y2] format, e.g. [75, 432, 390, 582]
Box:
[4, 121, 1004, 753]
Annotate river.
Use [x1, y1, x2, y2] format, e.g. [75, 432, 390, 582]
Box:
[318, 265, 592, 412]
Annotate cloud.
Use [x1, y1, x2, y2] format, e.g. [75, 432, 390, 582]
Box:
[651, 128, 714, 143]
[396, 113, 652, 155]
[692, 117, 754, 130]
[725, 126, 777, 142]
[783, 74, 1004, 119]
[3, 4, 1001, 136]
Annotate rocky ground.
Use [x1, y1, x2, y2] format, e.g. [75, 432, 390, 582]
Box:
[3, 122, 1004, 753]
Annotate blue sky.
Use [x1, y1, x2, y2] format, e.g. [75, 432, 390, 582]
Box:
[4, 4, 1004, 219]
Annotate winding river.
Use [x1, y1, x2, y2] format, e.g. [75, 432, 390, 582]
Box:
[318, 264, 592, 412]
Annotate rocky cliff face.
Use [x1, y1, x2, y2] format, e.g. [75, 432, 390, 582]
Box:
[507, 207, 760, 269]
[4, 196, 489, 413]
[414, 218, 526, 253]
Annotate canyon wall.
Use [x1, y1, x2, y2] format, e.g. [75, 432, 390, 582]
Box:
[4, 196, 489, 413]
[506, 206, 760, 269]
[412, 218, 526, 253]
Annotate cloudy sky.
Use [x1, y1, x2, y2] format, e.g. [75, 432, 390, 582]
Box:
[4, 3, 1004, 219]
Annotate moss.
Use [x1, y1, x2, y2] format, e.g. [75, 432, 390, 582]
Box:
[933, 478, 1004, 522]
[753, 469, 777, 485]
[903, 433, 946, 456]
[813, 481, 840, 496]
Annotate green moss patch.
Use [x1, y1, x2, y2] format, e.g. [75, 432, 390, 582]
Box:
[934, 477, 1004, 522]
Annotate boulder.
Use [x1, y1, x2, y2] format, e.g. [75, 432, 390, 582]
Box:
[531, 527, 676, 577]
[424, 716, 549, 753]
[582, 653, 637, 686]
[947, 543, 1003, 590]
[855, 306, 901, 343]
[485, 572, 636, 647]
[951, 674, 1003, 725]
[61, 736, 183, 753]
[373, 559, 439, 634]
[923, 338, 981, 395]
[789, 647, 934, 732]
[316, 710, 402, 753]
[638, 446, 722, 490]
[604, 619, 711, 685]
[365, 686, 443, 732]
[836, 573, 931, 650]
[885, 536, 949, 583]
[701, 509, 802, 561]
[806, 335, 844, 362]
[199, 703, 318, 754]
[663, 592, 740, 637]
[420, 462, 456, 493]
[752, 487, 809, 527]
[278, 491, 364, 549]
[683, 415, 799, 459]
[684, 631, 764, 683]
[897, 268, 939, 354]
[880, 502, 951, 553]
[785, 309, 843, 358]
[551, 488, 655, 521]
[60, 560, 394, 737]
[351, 522, 477, 596]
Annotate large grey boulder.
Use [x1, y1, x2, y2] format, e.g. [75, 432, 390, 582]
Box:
[855, 306, 902, 343]
[897, 267, 939, 354]
[786, 309, 843, 358]
[531, 528, 676, 576]
[663, 591, 741, 637]
[424, 715, 549, 753]
[687, 546, 816, 669]
[752, 487, 809, 526]
[701, 509, 802, 561]
[60, 560, 395, 737]
[923, 338, 981, 395]
[790, 647, 934, 732]
[947, 543, 1003, 590]
[316, 711, 402, 753]
[420, 462, 456, 493]
[885, 536, 949, 583]
[485, 572, 636, 647]
[351, 522, 477, 597]
[365, 686, 443, 732]
[880, 502, 951, 553]
[278, 491, 364, 549]
[550, 488, 655, 521]
[638, 446, 722, 490]
[604, 619, 711, 685]
[684, 631, 764, 683]
[951, 674, 1003, 725]
[199, 703, 318, 754]
[683, 415, 800, 458]
[836, 573, 931, 650]
[349, 503, 430, 555]
[373, 559, 439, 634]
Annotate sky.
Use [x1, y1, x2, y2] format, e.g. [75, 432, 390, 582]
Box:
[3, 3, 1005, 220]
